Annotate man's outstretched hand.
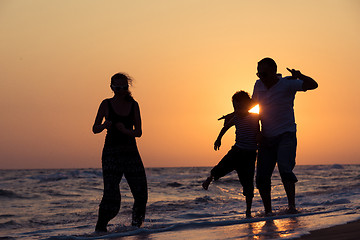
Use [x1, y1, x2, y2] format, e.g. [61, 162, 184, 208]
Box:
[287, 68, 302, 79]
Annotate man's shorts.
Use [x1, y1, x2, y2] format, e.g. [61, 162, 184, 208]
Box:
[256, 131, 298, 190]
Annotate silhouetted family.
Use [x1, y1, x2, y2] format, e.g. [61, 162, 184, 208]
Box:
[92, 57, 318, 232]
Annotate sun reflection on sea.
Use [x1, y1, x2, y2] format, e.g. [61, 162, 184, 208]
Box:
[247, 218, 300, 239]
[277, 218, 300, 238]
[248, 221, 266, 239]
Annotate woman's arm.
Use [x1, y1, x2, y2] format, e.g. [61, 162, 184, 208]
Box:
[92, 100, 112, 134]
[132, 101, 142, 137]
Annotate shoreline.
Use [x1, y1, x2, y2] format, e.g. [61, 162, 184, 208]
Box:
[295, 219, 360, 240]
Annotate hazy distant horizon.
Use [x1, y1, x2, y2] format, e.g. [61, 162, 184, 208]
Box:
[1, 163, 358, 171]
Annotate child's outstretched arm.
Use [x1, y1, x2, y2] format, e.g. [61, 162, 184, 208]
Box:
[218, 112, 235, 126]
[214, 117, 235, 151]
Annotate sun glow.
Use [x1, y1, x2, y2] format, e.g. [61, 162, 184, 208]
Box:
[249, 104, 260, 114]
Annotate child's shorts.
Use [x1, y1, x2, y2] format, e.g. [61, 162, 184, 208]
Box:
[211, 146, 257, 197]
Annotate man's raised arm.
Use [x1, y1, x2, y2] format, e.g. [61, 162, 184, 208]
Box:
[287, 68, 318, 91]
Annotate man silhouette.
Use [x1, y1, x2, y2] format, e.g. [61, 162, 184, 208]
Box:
[252, 57, 318, 214]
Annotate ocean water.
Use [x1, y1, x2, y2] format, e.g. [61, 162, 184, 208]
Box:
[1, 165, 360, 240]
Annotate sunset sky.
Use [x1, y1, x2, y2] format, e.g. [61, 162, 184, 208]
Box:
[1, 0, 359, 169]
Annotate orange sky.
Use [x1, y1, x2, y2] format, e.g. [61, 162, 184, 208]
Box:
[0, 0, 359, 169]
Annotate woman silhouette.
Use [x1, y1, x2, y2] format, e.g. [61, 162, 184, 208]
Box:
[92, 73, 147, 231]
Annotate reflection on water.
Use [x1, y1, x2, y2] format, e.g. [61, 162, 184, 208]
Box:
[108, 213, 358, 240]
[247, 221, 266, 239]
[274, 218, 300, 238]
[247, 217, 299, 239]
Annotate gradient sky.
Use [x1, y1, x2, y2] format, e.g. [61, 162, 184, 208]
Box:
[1, 0, 359, 169]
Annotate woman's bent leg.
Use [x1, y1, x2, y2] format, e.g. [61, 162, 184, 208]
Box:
[96, 174, 122, 231]
[96, 148, 123, 232]
[124, 154, 148, 227]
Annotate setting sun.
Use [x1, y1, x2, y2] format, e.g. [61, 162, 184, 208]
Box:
[249, 104, 260, 114]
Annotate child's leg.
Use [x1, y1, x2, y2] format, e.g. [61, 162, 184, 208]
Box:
[202, 174, 213, 190]
[236, 149, 257, 217]
[202, 147, 237, 190]
[245, 196, 253, 218]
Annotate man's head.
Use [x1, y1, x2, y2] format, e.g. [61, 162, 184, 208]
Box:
[232, 91, 251, 111]
[257, 57, 278, 83]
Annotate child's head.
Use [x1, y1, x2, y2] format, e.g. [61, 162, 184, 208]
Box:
[232, 91, 251, 111]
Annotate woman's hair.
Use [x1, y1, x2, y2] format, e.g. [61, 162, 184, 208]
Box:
[111, 72, 134, 101]
[111, 72, 133, 86]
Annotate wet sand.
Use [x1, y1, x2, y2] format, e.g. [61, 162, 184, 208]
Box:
[295, 219, 360, 240]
